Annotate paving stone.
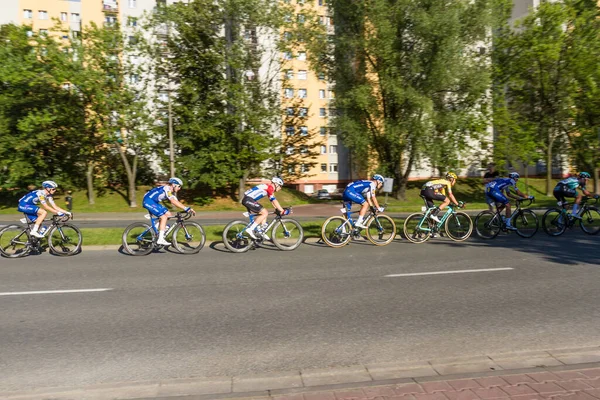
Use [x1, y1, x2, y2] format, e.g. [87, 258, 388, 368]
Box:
[301, 366, 372, 387]
[432, 362, 501, 376]
[526, 373, 561, 383]
[443, 389, 481, 400]
[367, 364, 438, 381]
[362, 386, 398, 398]
[547, 392, 598, 400]
[552, 353, 600, 365]
[580, 379, 600, 389]
[555, 380, 595, 391]
[527, 382, 568, 394]
[394, 383, 427, 396]
[272, 394, 305, 400]
[334, 388, 368, 399]
[554, 372, 591, 381]
[503, 375, 538, 385]
[472, 387, 510, 399]
[502, 384, 539, 396]
[475, 377, 510, 388]
[583, 388, 600, 398]
[446, 379, 483, 391]
[413, 392, 449, 400]
[304, 391, 337, 400]
[421, 381, 455, 393]
[509, 395, 545, 400]
[580, 371, 600, 379]
[233, 372, 303, 392]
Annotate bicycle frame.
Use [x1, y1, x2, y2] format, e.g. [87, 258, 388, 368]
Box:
[488, 198, 532, 229]
[557, 197, 598, 227]
[415, 203, 459, 233]
[142, 212, 190, 242]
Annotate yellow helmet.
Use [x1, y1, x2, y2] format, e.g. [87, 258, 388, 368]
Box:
[446, 172, 457, 180]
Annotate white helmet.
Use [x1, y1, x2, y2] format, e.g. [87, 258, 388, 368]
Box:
[508, 172, 519, 180]
[272, 177, 284, 187]
[42, 180, 58, 189]
[168, 177, 183, 187]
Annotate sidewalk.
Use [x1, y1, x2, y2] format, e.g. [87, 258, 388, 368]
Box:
[2, 347, 600, 400]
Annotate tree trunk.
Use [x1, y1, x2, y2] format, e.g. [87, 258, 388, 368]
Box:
[86, 162, 95, 205]
[115, 142, 137, 208]
[524, 162, 529, 196]
[238, 170, 249, 204]
[594, 167, 599, 195]
[546, 133, 553, 196]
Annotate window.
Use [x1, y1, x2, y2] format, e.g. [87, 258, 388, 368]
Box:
[39, 29, 48, 36]
[288, 164, 295, 173]
[283, 51, 292, 60]
[71, 30, 81, 39]
[319, 89, 326, 99]
[105, 16, 117, 25]
[318, 0, 325, 5]
[298, 89, 307, 98]
[329, 145, 337, 154]
[320, 145, 327, 154]
[299, 107, 308, 117]
[328, 90, 335, 99]
[286, 107, 295, 116]
[128, 17, 138, 27]
[285, 70, 294, 79]
[320, 127, 327, 136]
[128, 36, 138, 45]
[319, 108, 326, 117]
[38, 10, 48, 20]
[300, 145, 308, 154]
[297, 70, 307, 80]
[297, 51, 307, 61]
[300, 126, 308, 135]
[129, 74, 140, 84]
[329, 163, 338, 172]
[298, 0, 305, 4]
[71, 13, 80, 22]
[158, 92, 169, 102]
[284, 31, 292, 40]
[285, 125, 295, 135]
[328, 107, 337, 117]
[300, 164, 308, 173]
[321, 163, 327, 173]
[330, 128, 337, 136]
[60, 12, 67, 21]
[129, 0, 137, 7]
[284, 88, 294, 98]
[286, 146, 295, 155]
[318, 72, 325, 80]
[297, 14, 305, 23]
[24, 9, 33, 19]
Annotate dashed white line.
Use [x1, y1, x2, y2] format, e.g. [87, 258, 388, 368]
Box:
[385, 268, 514, 278]
[0, 288, 113, 296]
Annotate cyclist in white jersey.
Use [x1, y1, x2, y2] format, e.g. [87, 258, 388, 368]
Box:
[242, 177, 289, 240]
[142, 177, 196, 245]
[17, 180, 71, 238]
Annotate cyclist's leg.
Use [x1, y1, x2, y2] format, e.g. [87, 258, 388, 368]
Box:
[143, 201, 170, 242]
[18, 205, 42, 234]
[241, 196, 265, 233]
[344, 190, 367, 226]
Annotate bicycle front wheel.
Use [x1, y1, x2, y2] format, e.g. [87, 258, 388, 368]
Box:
[403, 213, 432, 243]
[122, 222, 155, 256]
[579, 206, 600, 235]
[474, 211, 501, 239]
[0, 225, 31, 258]
[172, 222, 206, 254]
[272, 218, 304, 251]
[222, 220, 253, 253]
[366, 214, 396, 246]
[513, 209, 538, 238]
[445, 212, 473, 241]
[321, 216, 352, 248]
[48, 224, 83, 256]
[542, 208, 567, 236]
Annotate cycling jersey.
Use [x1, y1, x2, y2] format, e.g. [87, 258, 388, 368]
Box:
[555, 177, 585, 191]
[18, 190, 57, 222]
[143, 185, 177, 217]
[244, 184, 277, 202]
[486, 178, 517, 193]
[422, 179, 453, 196]
[345, 180, 377, 197]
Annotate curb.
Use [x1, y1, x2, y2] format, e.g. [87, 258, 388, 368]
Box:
[2, 346, 600, 400]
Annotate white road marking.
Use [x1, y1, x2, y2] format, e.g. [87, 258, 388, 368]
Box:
[385, 268, 514, 278]
[0, 288, 113, 296]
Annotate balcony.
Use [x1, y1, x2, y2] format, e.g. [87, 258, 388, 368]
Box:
[102, 1, 118, 13]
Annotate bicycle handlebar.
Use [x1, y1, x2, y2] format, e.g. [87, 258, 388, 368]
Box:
[517, 198, 534, 207]
[583, 196, 600, 205]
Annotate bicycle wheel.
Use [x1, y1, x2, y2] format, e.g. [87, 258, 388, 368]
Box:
[474, 211, 501, 239]
[222, 220, 253, 253]
[48, 224, 83, 256]
[171, 221, 206, 254]
[542, 208, 567, 236]
[366, 214, 397, 246]
[0, 225, 31, 258]
[512, 209, 538, 238]
[122, 222, 155, 256]
[271, 218, 304, 251]
[403, 213, 432, 243]
[321, 216, 352, 248]
[579, 206, 600, 235]
[445, 212, 473, 241]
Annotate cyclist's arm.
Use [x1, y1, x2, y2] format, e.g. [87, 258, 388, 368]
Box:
[169, 197, 194, 214]
[44, 197, 68, 215]
[270, 199, 284, 214]
[448, 191, 458, 205]
[370, 194, 381, 209]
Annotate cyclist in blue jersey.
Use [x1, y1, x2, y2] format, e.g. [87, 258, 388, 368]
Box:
[18, 180, 71, 238]
[241, 177, 289, 240]
[485, 172, 532, 230]
[342, 174, 384, 229]
[143, 177, 196, 245]
[553, 172, 598, 219]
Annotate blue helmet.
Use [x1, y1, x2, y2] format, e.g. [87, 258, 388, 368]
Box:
[579, 172, 591, 179]
[372, 174, 384, 183]
[168, 177, 183, 187]
[42, 180, 58, 189]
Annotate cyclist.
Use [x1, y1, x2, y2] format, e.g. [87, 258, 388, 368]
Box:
[483, 163, 500, 211]
[553, 172, 598, 219]
[143, 177, 196, 246]
[485, 172, 532, 230]
[242, 177, 289, 240]
[342, 174, 385, 229]
[18, 180, 71, 238]
[421, 172, 460, 223]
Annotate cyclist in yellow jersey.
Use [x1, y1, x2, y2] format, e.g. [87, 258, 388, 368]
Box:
[420, 172, 460, 223]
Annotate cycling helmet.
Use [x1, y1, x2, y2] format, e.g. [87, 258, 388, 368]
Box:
[372, 174, 384, 183]
[272, 177, 284, 187]
[168, 177, 183, 187]
[446, 172, 457, 180]
[508, 172, 520, 180]
[42, 180, 58, 189]
[579, 172, 591, 179]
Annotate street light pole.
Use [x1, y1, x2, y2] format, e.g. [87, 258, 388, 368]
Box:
[166, 20, 175, 178]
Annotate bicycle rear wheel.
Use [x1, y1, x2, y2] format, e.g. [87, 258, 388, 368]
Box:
[272, 218, 304, 251]
[512, 209, 538, 238]
[403, 213, 432, 243]
[445, 212, 473, 241]
[366, 214, 396, 246]
[172, 222, 206, 254]
[222, 220, 253, 253]
[474, 211, 501, 239]
[321, 216, 351, 248]
[48, 224, 83, 256]
[579, 206, 600, 235]
[122, 222, 155, 256]
[542, 208, 567, 236]
[0, 225, 31, 258]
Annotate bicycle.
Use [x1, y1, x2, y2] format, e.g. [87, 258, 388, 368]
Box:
[541, 196, 600, 236]
[320, 204, 396, 248]
[475, 198, 538, 239]
[0, 214, 82, 258]
[403, 200, 472, 243]
[122, 210, 205, 256]
[222, 207, 303, 253]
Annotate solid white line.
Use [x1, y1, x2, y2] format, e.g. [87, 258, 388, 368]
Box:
[0, 288, 113, 296]
[385, 268, 514, 278]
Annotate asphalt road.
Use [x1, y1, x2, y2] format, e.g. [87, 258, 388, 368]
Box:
[1, 233, 599, 392]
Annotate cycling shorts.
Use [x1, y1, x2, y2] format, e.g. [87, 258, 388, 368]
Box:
[242, 196, 263, 214]
[143, 201, 169, 217]
[17, 204, 40, 222]
[486, 188, 509, 205]
[553, 186, 576, 204]
[342, 189, 366, 206]
[484, 192, 495, 205]
[420, 187, 446, 209]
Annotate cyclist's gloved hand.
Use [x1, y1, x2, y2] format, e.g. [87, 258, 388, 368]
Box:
[528, 196, 534, 200]
[58, 212, 65, 217]
[377, 207, 385, 213]
[282, 208, 290, 216]
[185, 207, 196, 216]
